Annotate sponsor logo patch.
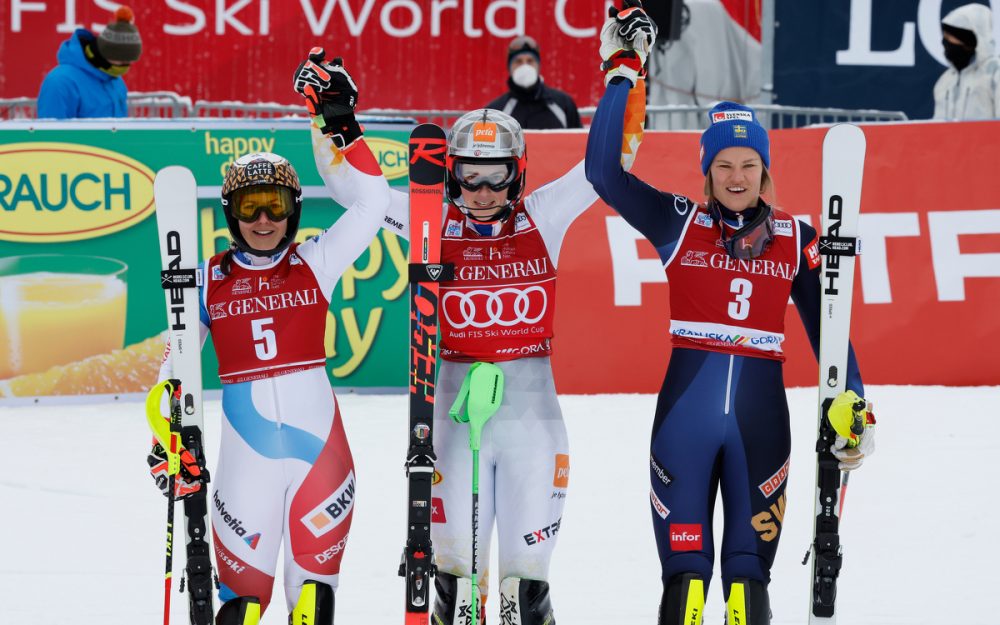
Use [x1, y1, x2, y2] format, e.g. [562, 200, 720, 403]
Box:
[431, 497, 446, 523]
[301, 472, 356, 538]
[472, 122, 497, 143]
[445, 219, 463, 237]
[773, 219, 794, 237]
[462, 246, 484, 261]
[212, 266, 225, 281]
[231, 278, 252, 295]
[695, 212, 714, 228]
[650, 489, 670, 520]
[758, 456, 790, 498]
[432, 470, 443, 486]
[680, 250, 709, 268]
[669, 524, 703, 551]
[553, 454, 570, 488]
[650, 454, 674, 487]
[712, 110, 754, 123]
[523, 518, 561, 546]
[514, 212, 530, 232]
[243, 532, 261, 550]
[805, 234, 821, 270]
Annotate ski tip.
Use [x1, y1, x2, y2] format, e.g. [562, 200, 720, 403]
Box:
[154, 166, 197, 191]
[823, 123, 866, 146]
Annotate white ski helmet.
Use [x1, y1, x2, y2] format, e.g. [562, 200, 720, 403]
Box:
[221, 152, 303, 257]
[446, 109, 527, 222]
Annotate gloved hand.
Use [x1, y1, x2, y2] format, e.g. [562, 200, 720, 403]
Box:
[148, 440, 204, 499]
[600, 0, 658, 86]
[292, 47, 362, 149]
[828, 390, 876, 471]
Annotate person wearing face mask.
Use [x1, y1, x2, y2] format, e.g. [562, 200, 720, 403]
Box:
[933, 2, 1000, 120]
[37, 5, 141, 119]
[485, 35, 582, 130]
[587, 5, 877, 623]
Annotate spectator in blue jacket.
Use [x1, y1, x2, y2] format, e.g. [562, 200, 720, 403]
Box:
[37, 6, 142, 119]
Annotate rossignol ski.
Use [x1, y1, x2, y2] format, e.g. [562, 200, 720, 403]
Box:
[807, 124, 866, 624]
[399, 124, 453, 625]
[154, 166, 216, 625]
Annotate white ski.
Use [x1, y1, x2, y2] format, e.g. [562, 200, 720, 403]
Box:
[154, 166, 215, 625]
[807, 124, 865, 624]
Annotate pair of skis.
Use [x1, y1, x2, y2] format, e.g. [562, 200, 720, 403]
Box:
[152, 168, 215, 625]
[806, 123, 867, 624]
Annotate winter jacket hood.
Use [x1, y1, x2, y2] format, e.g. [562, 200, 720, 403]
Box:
[37, 29, 128, 119]
[933, 4, 1000, 120]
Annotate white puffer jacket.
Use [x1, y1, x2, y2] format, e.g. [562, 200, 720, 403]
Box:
[933, 3, 1000, 120]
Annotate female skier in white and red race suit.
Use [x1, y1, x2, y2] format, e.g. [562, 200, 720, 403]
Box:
[293, 46, 647, 624]
[148, 55, 390, 625]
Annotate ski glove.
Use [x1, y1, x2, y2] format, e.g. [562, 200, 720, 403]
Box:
[600, 0, 658, 86]
[828, 390, 876, 471]
[148, 441, 204, 499]
[293, 47, 363, 149]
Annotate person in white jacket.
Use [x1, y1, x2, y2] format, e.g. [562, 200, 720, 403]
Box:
[933, 2, 1000, 120]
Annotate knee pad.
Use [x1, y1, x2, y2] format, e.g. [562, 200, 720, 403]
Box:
[726, 578, 770, 625]
[433, 572, 476, 625]
[658, 573, 705, 625]
[215, 596, 260, 625]
[498, 577, 555, 625]
[290, 580, 334, 625]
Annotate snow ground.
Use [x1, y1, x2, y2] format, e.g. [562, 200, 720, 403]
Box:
[1, 385, 997, 625]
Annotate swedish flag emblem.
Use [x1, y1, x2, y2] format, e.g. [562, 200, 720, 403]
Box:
[734, 125, 748, 139]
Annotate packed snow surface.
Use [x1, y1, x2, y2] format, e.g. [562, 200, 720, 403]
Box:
[1, 385, 996, 624]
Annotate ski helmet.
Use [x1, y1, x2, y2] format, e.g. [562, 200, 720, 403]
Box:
[446, 109, 527, 222]
[221, 152, 302, 256]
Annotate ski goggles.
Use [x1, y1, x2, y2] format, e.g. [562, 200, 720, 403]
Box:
[452, 159, 519, 192]
[717, 205, 775, 260]
[230, 186, 296, 223]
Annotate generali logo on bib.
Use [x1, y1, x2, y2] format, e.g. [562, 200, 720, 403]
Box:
[472, 122, 497, 143]
[669, 523, 703, 551]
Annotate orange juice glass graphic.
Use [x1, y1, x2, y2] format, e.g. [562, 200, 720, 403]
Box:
[0, 255, 127, 379]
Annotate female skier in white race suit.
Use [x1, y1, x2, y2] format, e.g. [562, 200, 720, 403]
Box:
[300, 54, 646, 625]
[149, 57, 389, 625]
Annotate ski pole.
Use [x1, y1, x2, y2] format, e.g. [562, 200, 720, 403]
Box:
[449, 362, 504, 625]
[146, 379, 184, 625]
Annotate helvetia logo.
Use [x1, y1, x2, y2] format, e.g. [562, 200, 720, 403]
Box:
[0, 142, 155, 242]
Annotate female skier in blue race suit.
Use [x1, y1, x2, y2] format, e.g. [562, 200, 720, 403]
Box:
[585, 6, 877, 624]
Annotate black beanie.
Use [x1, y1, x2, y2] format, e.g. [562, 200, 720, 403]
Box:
[942, 23, 977, 49]
[97, 6, 142, 64]
[507, 35, 541, 67]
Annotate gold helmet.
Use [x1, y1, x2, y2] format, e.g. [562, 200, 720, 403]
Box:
[221, 152, 302, 256]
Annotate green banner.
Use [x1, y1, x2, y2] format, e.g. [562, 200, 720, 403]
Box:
[0, 120, 413, 398]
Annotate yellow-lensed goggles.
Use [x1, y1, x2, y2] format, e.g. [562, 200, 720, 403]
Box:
[231, 186, 295, 223]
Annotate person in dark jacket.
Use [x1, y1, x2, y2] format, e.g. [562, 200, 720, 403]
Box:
[486, 35, 582, 130]
[37, 6, 142, 119]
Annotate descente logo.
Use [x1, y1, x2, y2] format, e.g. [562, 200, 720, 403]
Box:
[0, 142, 156, 243]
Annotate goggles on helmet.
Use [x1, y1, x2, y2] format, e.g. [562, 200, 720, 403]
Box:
[452, 159, 518, 193]
[714, 202, 775, 260]
[230, 185, 296, 223]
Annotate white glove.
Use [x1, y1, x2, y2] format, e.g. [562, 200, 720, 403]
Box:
[828, 390, 876, 471]
[832, 427, 874, 471]
[599, 2, 657, 87]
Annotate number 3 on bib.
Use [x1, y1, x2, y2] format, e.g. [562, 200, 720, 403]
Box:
[252, 317, 278, 360]
[728, 278, 752, 320]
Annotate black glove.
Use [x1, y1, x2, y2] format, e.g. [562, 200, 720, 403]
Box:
[610, 0, 658, 46]
[292, 47, 362, 149]
[148, 441, 204, 499]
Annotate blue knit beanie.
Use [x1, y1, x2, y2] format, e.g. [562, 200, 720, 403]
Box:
[699, 102, 770, 175]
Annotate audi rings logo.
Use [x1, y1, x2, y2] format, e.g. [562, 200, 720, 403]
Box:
[442, 287, 547, 329]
